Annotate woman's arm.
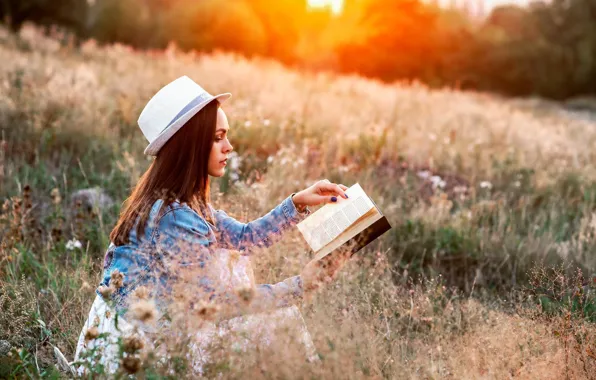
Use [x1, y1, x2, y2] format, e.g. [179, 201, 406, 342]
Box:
[154, 206, 305, 319]
[209, 194, 310, 253]
[209, 180, 348, 253]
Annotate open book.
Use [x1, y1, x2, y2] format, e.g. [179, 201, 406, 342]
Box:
[297, 183, 392, 261]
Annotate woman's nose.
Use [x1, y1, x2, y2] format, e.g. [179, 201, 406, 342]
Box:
[225, 139, 233, 153]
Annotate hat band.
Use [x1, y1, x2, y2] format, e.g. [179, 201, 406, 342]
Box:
[161, 94, 212, 133]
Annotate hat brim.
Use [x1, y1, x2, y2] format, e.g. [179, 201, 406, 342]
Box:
[144, 93, 231, 156]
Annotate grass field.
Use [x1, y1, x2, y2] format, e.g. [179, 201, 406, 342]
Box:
[0, 25, 595, 378]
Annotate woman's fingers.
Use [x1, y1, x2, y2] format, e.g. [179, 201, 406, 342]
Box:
[318, 181, 348, 199]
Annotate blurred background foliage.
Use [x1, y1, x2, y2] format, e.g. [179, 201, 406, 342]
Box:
[1, 0, 595, 100]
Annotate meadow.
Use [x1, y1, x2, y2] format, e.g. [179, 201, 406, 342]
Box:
[0, 25, 595, 378]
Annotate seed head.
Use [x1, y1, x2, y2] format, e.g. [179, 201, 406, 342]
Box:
[235, 286, 255, 304]
[130, 300, 156, 323]
[98, 285, 114, 299]
[121, 355, 141, 374]
[122, 335, 145, 353]
[50, 188, 61, 204]
[132, 286, 150, 301]
[110, 269, 124, 289]
[194, 300, 220, 321]
[84, 326, 99, 341]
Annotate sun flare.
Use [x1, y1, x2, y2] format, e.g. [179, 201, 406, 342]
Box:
[307, 0, 344, 14]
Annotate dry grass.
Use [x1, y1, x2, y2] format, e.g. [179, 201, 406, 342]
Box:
[0, 24, 595, 378]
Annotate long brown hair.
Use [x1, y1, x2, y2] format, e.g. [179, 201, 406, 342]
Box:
[110, 99, 220, 245]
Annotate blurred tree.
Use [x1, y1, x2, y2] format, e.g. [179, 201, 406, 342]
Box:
[162, 0, 267, 54]
[90, 0, 156, 47]
[248, 0, 309, 63]
[472, 0, 596, 98]
[0, 0, 88, 36]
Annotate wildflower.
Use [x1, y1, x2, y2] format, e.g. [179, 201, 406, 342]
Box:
[110, 269, 124, 289]
[130, 300, 157, 323]
[194, 300, 219, 321]
[480, 181, 493, 190]
[430, 175, 446, 189]
[244, 120, 252, 128]
[263, 119, 271, 126]
[417, 170, 431, 180]
[65, 239, 82, 250]
[267, 156, 274, 164]
[98, 285, 114, 299]
[84, 326, 99, 341]
[235, 286, 255, 304]
[122, 335, 145, 353]
[121, 355, 141, 374]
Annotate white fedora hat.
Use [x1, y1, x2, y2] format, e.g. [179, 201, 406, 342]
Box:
[138, 76, 231, 156]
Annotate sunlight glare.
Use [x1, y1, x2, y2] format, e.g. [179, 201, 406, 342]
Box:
[308, 0, 344, 14]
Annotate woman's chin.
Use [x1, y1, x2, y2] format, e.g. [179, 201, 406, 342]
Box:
[209, 168, 226, 178]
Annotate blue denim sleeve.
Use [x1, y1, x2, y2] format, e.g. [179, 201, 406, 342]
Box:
[210, 194, 310, 253]
[155, 206, 303, 314]
[155, 207, 212, 252]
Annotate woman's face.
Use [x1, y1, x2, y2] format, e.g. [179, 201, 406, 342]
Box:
[208, 108, 234, 177]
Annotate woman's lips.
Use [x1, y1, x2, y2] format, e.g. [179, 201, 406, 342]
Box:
[220, 159, 227, 166]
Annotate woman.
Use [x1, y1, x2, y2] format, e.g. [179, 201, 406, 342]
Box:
[74, 76, 350, 374]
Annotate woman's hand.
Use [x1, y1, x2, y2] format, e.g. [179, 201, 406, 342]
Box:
[300, 250, 351, 293]
[292, 180, 349, 210]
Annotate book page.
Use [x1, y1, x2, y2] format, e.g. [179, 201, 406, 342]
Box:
[297, 183, 375, 252]
[313, 208, 382, 260]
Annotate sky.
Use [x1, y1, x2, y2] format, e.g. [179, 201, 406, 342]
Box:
[307, 0, 534, 14]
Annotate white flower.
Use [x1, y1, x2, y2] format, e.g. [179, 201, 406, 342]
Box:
[267, 156, 274, 164]
[514, 181, 521, 188]
[66, 239, 83, 250]
[263, 119, 271, 126]
[430, 175, 446, 189]
[417, 170, 431, 180]
[244, 120, 252, 128]
[480, 181, 493, 189]
[428, 133, 437, 142]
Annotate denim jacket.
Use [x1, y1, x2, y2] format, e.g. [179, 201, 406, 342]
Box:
[97, 194, 311, 318]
